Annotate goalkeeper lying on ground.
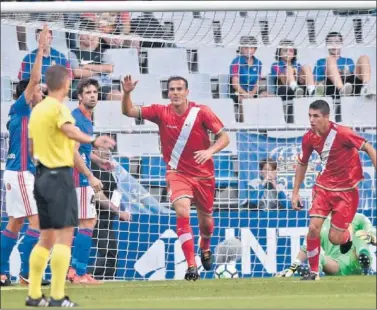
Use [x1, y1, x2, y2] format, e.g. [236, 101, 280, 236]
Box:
[276, 213, 376, 277]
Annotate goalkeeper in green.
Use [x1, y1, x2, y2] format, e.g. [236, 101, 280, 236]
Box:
[276, 213, 376, 277]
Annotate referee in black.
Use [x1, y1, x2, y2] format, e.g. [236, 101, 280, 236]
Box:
[26, 65, 115, 307]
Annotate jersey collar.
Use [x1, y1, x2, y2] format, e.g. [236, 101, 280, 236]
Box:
[79, 105, 93, 120]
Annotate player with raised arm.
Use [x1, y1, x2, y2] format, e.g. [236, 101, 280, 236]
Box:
[67, 78, 114, 284]
[121, 75, 230, 280]
[276, 213, 376, 278]
[292, 99, 376, 281]
[1, 26, 50, 287]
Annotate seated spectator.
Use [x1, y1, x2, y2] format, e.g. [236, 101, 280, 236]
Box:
[313, 32, 371, 97]
[250, 158, 291, 210]
[18, 28, 72, 83]
[69, 22, 122, 100]
[271, 39, 318, 101]
[229, 36, 267, 122]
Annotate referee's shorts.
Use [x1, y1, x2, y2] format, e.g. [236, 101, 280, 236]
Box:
[34, 164, 78, 230]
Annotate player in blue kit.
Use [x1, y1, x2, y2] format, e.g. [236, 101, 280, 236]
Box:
[67, 78, 114, 284]
[1, 26, 51, 286]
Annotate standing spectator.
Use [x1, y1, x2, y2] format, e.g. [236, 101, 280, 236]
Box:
[271, 39, 318, 101]
[313, 32, 372, 97]
[130, 12, 173, 48]
[249, 158, 291, 210]
[89, 152, 131, 280]
[80, 11, 133, 49]
[18, 28, 72, 83]
[69, 21, 122, 101]
[229, 36, 266, 122]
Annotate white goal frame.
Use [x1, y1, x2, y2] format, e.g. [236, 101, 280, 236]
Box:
[1, 0, 376, 282]
[1, 1, 376, 13]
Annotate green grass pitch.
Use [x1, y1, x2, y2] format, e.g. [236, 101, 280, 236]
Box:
[1, 276, 375, 308]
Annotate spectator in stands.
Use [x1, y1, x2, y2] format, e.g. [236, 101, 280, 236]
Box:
[229, 36, 267, 122]
[90, 150, 131, 280]
[80, 12, 135, 49]
[250, 158, 291, 210]
[18, 28, 72, 83]
[313, 32, 372, 97]
[271, 39, 318, 101]
[130, 12, 174, 48]
[69, 21, 122, 100]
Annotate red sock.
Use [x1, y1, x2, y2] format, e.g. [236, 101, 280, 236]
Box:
[306, 236, 321, 273]
[176, 217, 196, 267]
[342, 229, 351, 244]
[199, 217, 214, 251]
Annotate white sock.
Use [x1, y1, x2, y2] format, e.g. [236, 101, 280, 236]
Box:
[289, 81, 298, 91]
[307, 85, 316, 94]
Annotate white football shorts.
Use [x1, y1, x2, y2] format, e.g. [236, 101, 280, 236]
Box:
[3, 170, 38, 218]
[76, 186, 96, 219]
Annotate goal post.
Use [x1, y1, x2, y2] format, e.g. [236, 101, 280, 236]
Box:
[1, 1, 376, 13]
[1, 2, 376, 281]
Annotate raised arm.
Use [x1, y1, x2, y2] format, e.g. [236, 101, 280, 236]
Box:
[120, 75, 140, 118]
[24, 25, 49, 103]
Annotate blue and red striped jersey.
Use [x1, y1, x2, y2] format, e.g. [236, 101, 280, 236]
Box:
[72, 107, 93, 187]
[5, 93, 35, 173]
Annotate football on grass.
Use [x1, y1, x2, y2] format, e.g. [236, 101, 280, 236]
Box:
[214, 264, 239, 279]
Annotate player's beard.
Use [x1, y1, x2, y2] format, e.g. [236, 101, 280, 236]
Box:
[84, 101, 97, 110]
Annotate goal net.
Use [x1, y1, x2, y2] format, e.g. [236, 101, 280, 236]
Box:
[1, 2, 376, 281]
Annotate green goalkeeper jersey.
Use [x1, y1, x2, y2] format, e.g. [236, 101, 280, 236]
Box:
[301, 213, 375, 275]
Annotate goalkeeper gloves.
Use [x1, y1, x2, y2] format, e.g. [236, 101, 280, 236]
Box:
[355, 230, 377, 246]
[275, 261, 301, 278]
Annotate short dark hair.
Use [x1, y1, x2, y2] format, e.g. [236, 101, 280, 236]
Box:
[326, 32, 343, 43]
[16, 80, 30, 99]
[259, 157, 277, 171]
[167, 76, 188, 89]
[275, 39, 297, 62]
[45, 65, 70, 92]
[77, 78, 99, 96]
[309, 100, 330, 115]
